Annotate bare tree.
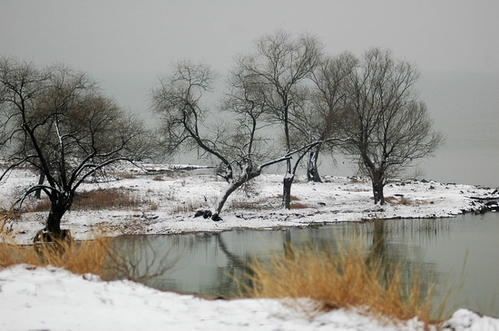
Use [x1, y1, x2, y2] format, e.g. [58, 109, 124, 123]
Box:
[236, 30, 323, 208]
[152, 60, 234, 180]
[0, 58, 149, 240]
[153, 60, 295, 220]
[300, 52, 359, 182]
[339, 49, 443, 204]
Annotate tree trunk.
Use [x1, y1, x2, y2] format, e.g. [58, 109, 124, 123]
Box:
[280, 156, 293, 209]
[35, 172, 45, 199]
[372, 173, 385, 205]
[212, 168, 261, 221]
[282, 174, 294, 210]
[307, 145, 322, 182]
[45, 205, 66, 236]
[44, 194, 73, 237]
[213, 179, 246, 220]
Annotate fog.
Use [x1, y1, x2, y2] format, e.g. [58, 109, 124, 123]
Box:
[1, 1, 498, 187]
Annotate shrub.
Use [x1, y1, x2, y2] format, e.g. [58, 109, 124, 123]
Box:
[0, 236, 112, 277]
[0, 235, 175, 284]
[239, 242, 445, 327]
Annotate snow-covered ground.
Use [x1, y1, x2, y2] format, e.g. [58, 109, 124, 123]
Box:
[1, 165, 498, 330]
[2, 165, 497, 245]
[1, 264, 498, 331]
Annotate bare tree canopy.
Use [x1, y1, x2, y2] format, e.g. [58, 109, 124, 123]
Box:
[0, 57, 149, 239]
[152, 60, 294, 220]
[339, 49, 443, 204]
[152, 37, 443, 212]
[235, 30, 324, 208]
[151, 60, 235, 179]
[304, 52, 359, 182]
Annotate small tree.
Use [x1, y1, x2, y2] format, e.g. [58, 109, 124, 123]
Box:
[340, 49, 443, 204]
[236, 31, 323, 208]
[302, 52, 359, 182]
[0, 58, 148, 239]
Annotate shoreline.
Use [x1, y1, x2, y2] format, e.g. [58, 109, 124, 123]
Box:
[1, 167, 497, 244]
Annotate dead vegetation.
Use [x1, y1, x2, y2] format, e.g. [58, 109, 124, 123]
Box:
[28, 188, 155, 212]
[384, 196, 433, 206]
[239, 242, 446, 327]
[0, 234, 176, 284]
[0, 236, 112, 278]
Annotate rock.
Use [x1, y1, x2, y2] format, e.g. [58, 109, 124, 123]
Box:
[211, 213, 222, 222]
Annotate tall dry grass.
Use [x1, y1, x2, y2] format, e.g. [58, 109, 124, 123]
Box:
[0, 234, 178, 286]
[240, 242, 445, 326]
[0, 236, 113, 278]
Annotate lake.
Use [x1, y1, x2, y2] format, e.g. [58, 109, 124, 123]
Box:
[111, 212, 499, 318]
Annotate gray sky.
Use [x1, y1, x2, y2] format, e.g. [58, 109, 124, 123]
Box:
[1, 1, 498, 186]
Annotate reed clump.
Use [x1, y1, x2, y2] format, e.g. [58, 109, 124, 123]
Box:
[240, 242, 443, 326]
[0, 234, 178, 286]
[0, 236, 114, 279]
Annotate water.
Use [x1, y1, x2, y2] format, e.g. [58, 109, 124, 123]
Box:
[111, 213, 499, 317]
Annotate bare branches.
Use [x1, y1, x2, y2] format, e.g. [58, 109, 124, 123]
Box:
[152, 60, 233, 178]
[0, 57, 150, 236]
[336, 48, 443, 204]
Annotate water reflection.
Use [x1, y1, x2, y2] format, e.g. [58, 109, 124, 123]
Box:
[110, 213, 499, 317]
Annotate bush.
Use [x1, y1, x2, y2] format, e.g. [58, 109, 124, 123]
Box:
[239, 242, 446, 327]
[0, 236, 112, 277]
[0, 234, 176, 284]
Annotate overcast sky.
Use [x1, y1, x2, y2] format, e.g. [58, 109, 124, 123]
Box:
[1, 1, 498, 186]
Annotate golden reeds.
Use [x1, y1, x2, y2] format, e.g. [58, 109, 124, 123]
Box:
[0, 236, 113, 279]
[240, 242, 444, 326]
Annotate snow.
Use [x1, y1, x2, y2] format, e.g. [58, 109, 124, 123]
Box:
[0, 265, 432, 331]
[2, 166, 496, 245]
[1, 265, 498, 331]
[1, 165, 499, 330]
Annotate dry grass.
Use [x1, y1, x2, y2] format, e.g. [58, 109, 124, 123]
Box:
[229, 198, 276, 211]
[0, 236, 113, 278]
[74, 188, 144, 210]
[171, 200, 202, 214]
[116, 172, 137, 179]
[349, 177, 367, 183]
[230, 196, 309, 210]
[29, 188, 153, 212]
[276, 194, 301, 201]
[239, 242, 445, 327]
[385, 196, 433, 206]
[0, 234, 175, 283]
[289, 202, 309, 209]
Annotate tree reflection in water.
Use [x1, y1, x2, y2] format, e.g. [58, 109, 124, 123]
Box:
[109, 214, 499, 317]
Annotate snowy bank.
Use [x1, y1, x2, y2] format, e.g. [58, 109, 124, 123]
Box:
[1, 167, 499, 330]
[1, 166, 497, 245]
[0, 265, 498, 331]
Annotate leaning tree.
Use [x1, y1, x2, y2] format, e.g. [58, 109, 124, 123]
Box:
[0, 58, 148, 240]
[339, 49, 443, 204]
[151, 60, 234, 180]
[152, 60, 293, 220]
